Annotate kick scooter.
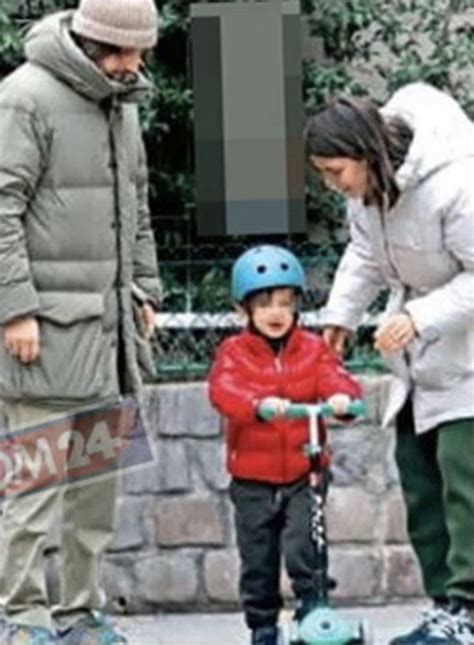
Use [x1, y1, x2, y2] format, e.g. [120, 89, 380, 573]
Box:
[260, 399, 372, 645]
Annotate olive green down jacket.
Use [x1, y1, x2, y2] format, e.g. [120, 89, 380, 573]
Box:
[0, 11, 162, 408]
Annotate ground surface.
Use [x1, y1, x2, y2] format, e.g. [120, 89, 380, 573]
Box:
[115, 603, 427, 644]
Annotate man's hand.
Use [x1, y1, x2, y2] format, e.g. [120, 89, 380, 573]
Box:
[374, 313, 416, 354]
[3, 317, 41, 364]
[140, 303, 156, 340]
[323, 325, 350, 357]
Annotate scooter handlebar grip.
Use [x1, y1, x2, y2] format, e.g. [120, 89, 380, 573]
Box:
[345, 400, 366, 417]
[258, 406, 278, 421]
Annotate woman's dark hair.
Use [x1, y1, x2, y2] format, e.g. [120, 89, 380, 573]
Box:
[305, 97, 413, 211]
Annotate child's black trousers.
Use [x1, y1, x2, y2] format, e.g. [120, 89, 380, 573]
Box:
[230, 475, 318, 629]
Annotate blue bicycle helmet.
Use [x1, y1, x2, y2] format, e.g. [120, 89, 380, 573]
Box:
[231, 245, 306, 302]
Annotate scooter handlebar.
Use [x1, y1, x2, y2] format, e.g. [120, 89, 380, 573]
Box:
[259, 399, 366, 421]
[285, 400, 366, 419]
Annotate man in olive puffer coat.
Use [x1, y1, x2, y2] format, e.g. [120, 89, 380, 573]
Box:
[0, 1, 161, 643]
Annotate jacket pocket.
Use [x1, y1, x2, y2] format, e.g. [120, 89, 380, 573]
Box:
[134, 333, 157, 382]
[409, 330, 472, 391]
[1, 293, 108, 402]
[0, 340, 23, 398]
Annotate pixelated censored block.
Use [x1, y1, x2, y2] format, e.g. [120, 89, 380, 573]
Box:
[191, 2, 305, 236]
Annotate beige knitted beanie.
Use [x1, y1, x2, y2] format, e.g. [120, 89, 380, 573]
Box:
[72, 0, 158, 49]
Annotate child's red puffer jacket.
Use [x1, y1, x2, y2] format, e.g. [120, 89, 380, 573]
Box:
[208, 327, 362, 484]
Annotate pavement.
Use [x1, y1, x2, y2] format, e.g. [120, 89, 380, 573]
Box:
[114, 603, 428, 645]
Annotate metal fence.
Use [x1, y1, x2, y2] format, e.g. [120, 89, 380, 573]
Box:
[152, 217, 386, 381]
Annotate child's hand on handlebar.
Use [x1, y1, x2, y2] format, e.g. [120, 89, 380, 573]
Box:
[326, 393, 352, 417]
[258, 397, 291, 419]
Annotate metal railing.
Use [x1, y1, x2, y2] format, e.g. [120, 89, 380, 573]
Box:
[151, 233, 387, 381]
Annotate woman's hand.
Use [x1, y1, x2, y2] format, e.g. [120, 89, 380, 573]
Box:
[323, 325, 350, 357]
[374, 313, 416, 354]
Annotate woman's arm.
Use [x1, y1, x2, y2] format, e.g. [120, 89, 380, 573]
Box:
[320, 204, 386, 332]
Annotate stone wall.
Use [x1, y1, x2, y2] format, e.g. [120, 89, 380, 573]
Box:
[0, 375, 422, 614]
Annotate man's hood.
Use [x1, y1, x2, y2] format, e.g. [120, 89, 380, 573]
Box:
[382, 82, 474, 191]
[24, 11, 151, 104]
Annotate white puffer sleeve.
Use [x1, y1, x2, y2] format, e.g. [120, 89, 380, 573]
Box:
[320, 202, 387, 331]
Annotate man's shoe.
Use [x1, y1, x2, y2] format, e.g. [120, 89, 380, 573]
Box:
[5, 624, 56, 645]
[389, 606, 460, 644]
[57, 612, 127, 645]
[450, 606, 474, 645]
[251, 625, 280, 645]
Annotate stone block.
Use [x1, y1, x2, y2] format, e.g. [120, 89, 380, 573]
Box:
[143, 383, 220, 438]
[384, 429, 401, 489]
[326, 488, 380, 543]
[357, 376, 381, 424]
[227, 502, 237, 547]
[386, 546, 424, 597]
[283, 549, 381, 602]
[104, 555, 141, 614]
[385, 491, 409, 544]
[155, 497, 225, 547]
[135, 553, 199, 605]
[329, 548, 382, 600]
[191, 439, 230, 492]
[203, 549, 240, 603]
[359, 374, 395, 426]
[138, 387, 161, 441]
[108, 496, 146, 552]
[124, 439, 190, 494]
[329, 424, 390, 494]
[324, 377, 398, 494]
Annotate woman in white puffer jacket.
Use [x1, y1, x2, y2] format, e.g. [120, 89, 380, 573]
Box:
[306, 83, 474, 645]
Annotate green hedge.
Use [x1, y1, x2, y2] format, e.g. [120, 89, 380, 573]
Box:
[3, 1, 473, 229]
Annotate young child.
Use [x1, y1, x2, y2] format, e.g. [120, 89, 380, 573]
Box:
[208, 245, 362, 645]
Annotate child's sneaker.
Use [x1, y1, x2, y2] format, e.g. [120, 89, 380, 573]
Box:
[293, 596, 317, 623]
[450, 606, 474, 645]
[57, 611, 127, 645]
[389, 606, 460, 644]
[251, 625, 280, 645]
[5, 624, 57, 645]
